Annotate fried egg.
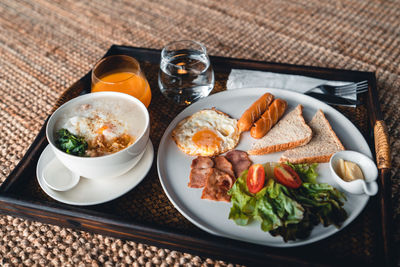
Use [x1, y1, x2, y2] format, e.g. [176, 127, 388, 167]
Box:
[172, 109, 240, 156]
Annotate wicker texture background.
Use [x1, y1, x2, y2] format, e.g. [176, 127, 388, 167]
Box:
[0, 0, 399, 265]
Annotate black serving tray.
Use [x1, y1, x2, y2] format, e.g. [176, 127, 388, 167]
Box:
[0, 45, 393, 266]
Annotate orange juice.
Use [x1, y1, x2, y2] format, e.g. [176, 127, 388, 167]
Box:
[91, 72, 152, 108]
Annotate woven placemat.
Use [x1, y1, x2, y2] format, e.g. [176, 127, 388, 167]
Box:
[1, 0, 399, 265]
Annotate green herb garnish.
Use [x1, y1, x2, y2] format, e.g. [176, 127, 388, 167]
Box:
[55, 128, 88, 156]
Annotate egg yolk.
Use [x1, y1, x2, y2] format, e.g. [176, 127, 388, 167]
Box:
[192, 129, 221, 150]
[97, 125, 109, 135]
[97, 123, 115, 135]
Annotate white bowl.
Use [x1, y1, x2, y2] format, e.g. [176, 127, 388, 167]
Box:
[46, 92, 150, 179]
[329, 150, 378, 196]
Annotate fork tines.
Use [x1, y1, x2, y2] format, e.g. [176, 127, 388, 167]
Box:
[336, 80, 368, 96]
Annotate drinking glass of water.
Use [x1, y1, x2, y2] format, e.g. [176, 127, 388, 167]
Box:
[158, 40, 214, 105]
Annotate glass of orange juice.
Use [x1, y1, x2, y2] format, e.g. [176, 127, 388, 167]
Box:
[91, 55, 152, 108]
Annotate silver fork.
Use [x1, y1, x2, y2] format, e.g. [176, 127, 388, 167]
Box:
[315, 80, 369, 96]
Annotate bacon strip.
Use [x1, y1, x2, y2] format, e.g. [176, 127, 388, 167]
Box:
[201, 169, 234, 202]
[188, 168, 213, 188]
[225, 150, 252, 178]
[191, 156, 214, 169]
[214, 156, 235, 178]
[188, 156, 214, 188]
[188, 151, 252, 202]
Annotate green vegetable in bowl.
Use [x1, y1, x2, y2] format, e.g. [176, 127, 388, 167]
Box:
[55, 128, 88, 156]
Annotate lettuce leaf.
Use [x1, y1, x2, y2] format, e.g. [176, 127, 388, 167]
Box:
[270, 181, 347, 241]
[294, 183, 347, 227]
[228, 170, 256, 226]
[286, 162, 319, 183]
[228, 169, 304, 232]
[270, 209, 316, 241]
[228, 162, 348, 242]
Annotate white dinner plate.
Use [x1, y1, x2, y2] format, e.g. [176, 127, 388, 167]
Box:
[37, 141, 154, 206]
[157, 88, 371, 247]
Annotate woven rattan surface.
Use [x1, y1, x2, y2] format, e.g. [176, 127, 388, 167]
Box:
[1, 0, 399, 266]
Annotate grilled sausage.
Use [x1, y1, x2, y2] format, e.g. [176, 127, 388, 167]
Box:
[237, 93, 274, 133]
[250, 98, 287, 139]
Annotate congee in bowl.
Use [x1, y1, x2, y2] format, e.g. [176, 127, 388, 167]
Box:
[46, 92, 150, 179]
[54, 97, 139, 157]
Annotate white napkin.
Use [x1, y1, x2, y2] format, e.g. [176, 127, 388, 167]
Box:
[226, 69, 356, 101]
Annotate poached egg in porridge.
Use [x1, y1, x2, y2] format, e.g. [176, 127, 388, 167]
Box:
[55, 98, 140, 157]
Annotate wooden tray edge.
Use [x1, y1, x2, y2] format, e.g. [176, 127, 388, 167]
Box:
[0, 45, 393, 266]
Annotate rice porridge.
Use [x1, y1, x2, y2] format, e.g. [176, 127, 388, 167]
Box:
[54, 96, 146, 157]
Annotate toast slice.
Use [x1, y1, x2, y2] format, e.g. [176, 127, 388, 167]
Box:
[248, 105, 312, 155]
[280, 109, 345, 163]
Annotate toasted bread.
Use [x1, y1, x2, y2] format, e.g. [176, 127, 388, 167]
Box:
[248, 105, 312, 155]
[280, 109, 345, 163]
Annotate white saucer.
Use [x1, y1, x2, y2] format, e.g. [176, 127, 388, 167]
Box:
[36, 141, 154, 206]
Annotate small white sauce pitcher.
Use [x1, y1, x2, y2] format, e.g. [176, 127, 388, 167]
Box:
[330, 150, 378, 196]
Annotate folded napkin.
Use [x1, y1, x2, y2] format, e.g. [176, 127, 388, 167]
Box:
[226, 69, 356, 101]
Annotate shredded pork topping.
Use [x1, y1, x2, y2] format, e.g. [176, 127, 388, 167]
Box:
[86, 133, 135, 157]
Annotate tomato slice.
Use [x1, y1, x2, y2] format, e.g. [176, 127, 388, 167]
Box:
[247, 164, 266, 194]
[273, 163, 302, 189]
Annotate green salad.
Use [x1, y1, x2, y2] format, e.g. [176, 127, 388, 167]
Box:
[228, 162, 347, 242]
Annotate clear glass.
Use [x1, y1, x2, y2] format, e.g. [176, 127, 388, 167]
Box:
[91, 55, 152, 108]
[158, 40, 214, 105]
